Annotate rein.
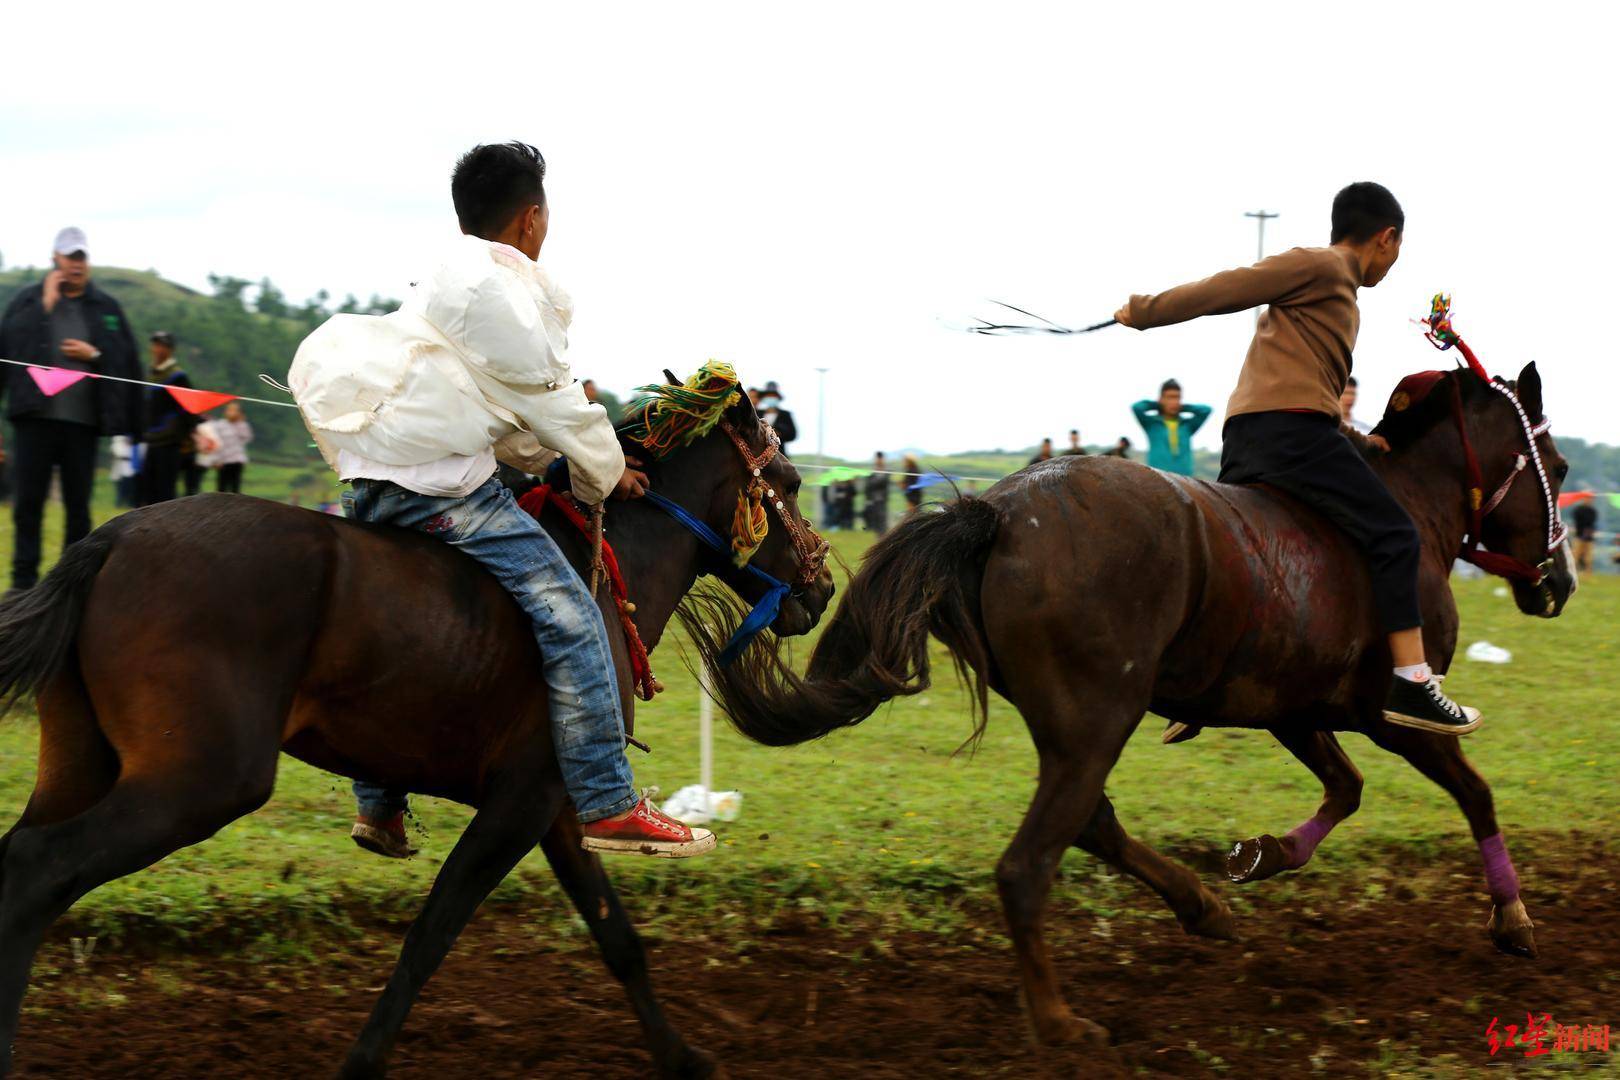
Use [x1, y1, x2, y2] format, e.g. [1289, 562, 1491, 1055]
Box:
[641, 418, 830, 667]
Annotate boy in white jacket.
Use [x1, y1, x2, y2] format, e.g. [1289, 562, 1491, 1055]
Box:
[291, 142, 714, 859]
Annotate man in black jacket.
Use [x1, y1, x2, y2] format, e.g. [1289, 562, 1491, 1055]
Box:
[756, 381, 798, 456]
[0, 227, 141, 590]
[137, 331, 197, 506]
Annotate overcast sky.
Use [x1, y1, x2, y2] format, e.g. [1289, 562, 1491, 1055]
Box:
[3, 2, 1614, 461]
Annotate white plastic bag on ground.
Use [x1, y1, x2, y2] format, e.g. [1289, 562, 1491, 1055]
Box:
[1465, 641, 1513, 664]
[661, 784, 743, 826]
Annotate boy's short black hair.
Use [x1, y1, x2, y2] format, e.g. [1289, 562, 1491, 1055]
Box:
[1160, 378, 1181, 394]
[1331, 181, 1403, 244]
[451, 142, 546, 239]
[1345, 375, 1358, 388]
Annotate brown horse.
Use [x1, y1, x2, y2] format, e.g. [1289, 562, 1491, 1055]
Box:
[687, 363, 1575, 1047]
[0, 382, 833, 1077]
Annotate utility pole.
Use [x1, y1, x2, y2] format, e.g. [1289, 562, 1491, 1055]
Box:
[1245, 209, 1278, 324]
[814, 367, 829, 463]
[815, 366, 830, 528]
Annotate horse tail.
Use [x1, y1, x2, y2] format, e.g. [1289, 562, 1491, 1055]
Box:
[679, 496, 1001, 748]
[0, 524, 120, 712]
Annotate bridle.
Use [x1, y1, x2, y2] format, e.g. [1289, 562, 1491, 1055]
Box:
[1446, 376, 1565, 585]
[640, 416, 829, 666]
[715, 418, 830, 588]
[1424, 295, 1566, 586]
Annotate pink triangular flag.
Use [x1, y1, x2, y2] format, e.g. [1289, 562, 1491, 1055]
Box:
[28, 367, 93, 396]
[166, 386, 237, 414]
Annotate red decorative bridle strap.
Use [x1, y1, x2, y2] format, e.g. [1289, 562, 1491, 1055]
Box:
[718, 418, 831, 589]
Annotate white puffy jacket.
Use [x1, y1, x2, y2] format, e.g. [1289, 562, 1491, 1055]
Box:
[289, 235, 625, 504]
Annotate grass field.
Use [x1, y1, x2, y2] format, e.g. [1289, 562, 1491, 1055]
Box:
[0, 488, 1614, 957]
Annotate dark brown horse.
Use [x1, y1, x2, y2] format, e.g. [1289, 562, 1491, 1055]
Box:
[688, 363, 1575, 1047]
[0, 384, 833, 1077]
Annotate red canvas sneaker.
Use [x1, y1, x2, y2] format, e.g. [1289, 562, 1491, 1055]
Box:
[580, 797, 717, 858]
[351, 812, 417, 859]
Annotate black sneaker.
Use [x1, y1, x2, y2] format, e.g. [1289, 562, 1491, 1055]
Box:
[1383, 675, 1481, 736]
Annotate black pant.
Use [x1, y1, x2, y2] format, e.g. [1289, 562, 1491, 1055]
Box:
[216, 462, 244, 493]
[138, 444, 182, 506]
[8, 419, 98, 589]
[182, 452, 205, 496]
[1220, 411, 1422, 633]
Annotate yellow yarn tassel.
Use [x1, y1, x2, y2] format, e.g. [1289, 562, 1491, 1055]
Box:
[730, 482, 769, 566]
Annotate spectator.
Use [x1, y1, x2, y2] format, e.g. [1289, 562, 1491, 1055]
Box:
[211, 401, 254, 493]
[1132, 378, 1211, 475]
[1104, 436, 1132, 459]
[1341, 375, 1372, 434]
[1028, 437, 1054, 466]
[181, 421, 208, 496]
[901, 453, 924, 515]
[1063, 428, 1087, 456]
[756, 381, 798, 456]
[581, 378, 599, 403]
[831, 477, 858, 530]
[1571, 499, 1599, 573]
[863, 451, 891, 534]
[137, 331, 198, 505]
[109, 435, 138, 507]
[0, 226, 141, 591]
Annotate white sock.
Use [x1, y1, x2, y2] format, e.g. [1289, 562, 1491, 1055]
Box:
[1393, 662, 1431, 683]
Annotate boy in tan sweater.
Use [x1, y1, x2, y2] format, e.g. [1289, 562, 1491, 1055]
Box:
[1116, 181, 1478, 736]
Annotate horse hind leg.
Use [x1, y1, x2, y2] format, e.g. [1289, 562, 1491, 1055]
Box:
[1227, 729, 1363, 884]
[0, 760, 274, 1074]
[1364, 723, 1536, 958]
[341, 770, 566, 1080]
[1074, 794, 1235, 941]
[540, 813, 717, 1078]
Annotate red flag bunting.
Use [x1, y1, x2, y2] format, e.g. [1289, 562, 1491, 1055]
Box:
[165, 386, 237, 414]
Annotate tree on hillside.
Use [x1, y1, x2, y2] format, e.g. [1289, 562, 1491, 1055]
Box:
[255, 278, 289, 318]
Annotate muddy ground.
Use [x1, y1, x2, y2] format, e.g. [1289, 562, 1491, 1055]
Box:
[11, 847, 1618, 1078]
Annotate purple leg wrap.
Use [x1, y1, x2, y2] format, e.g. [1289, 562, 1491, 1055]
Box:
[1480, 832, 1520, 905]
[1282, 814, 1335, 869]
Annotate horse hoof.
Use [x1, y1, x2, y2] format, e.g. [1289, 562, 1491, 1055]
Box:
[1226, 834, 1287, 883]
[662, 1044, 724, 1079]
[337, 1055, 385, 1080]
[1034, 1014, 1110, 1048]
[1181, 894, 1238, 941]
[1487, 899, 1538, 959]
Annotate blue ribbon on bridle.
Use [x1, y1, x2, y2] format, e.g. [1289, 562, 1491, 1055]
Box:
[642, 489, 791, 667]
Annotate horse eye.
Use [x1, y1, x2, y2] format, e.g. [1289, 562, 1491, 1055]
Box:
[1554, 463, 1569, 482]
[788, 479, 802, 497]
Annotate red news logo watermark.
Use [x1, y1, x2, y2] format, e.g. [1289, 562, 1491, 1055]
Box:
[1487, 1013, 1611, 1058]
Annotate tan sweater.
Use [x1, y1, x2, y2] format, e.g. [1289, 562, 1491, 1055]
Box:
[1125, 246, 1362, 420]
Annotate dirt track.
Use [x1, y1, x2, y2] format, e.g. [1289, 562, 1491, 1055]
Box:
[12, 846, 1619, 1078]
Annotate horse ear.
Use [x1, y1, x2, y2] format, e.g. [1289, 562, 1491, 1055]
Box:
[1516, 361, 1543, 420]
[663, 369, 681, 386]
[728, 384, 759, 424]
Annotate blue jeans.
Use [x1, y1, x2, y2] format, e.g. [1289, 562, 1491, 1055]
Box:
[344, 477, 637, 823]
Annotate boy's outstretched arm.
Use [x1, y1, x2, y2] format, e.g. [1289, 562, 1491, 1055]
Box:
[1114, 248, 1323, 330]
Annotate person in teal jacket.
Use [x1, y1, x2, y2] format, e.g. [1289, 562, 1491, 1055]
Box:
[1131, 379, 1211, 475]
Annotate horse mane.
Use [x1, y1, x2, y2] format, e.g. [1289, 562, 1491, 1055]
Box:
[616, 361, 742, 459]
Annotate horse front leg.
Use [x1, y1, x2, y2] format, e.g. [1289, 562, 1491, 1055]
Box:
[1074, 793, 1236, 940]
[539, 813, 717, 1079]
[1365, 722, 1536, 958]
[1227, 728, 1363, 883]
[341, 775, 566, 1079]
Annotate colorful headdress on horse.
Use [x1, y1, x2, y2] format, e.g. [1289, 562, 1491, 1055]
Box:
[1419, 293, 1491, 381]
[619, 361, 742, 459]
[618, 360, 771, 565]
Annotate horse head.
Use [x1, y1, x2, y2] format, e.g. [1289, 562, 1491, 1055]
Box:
[617, 362, 835, 639]
[1376, 361, 1575, 619]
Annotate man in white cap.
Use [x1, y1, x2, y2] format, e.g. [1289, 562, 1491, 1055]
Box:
[0, 227, 142, 590]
